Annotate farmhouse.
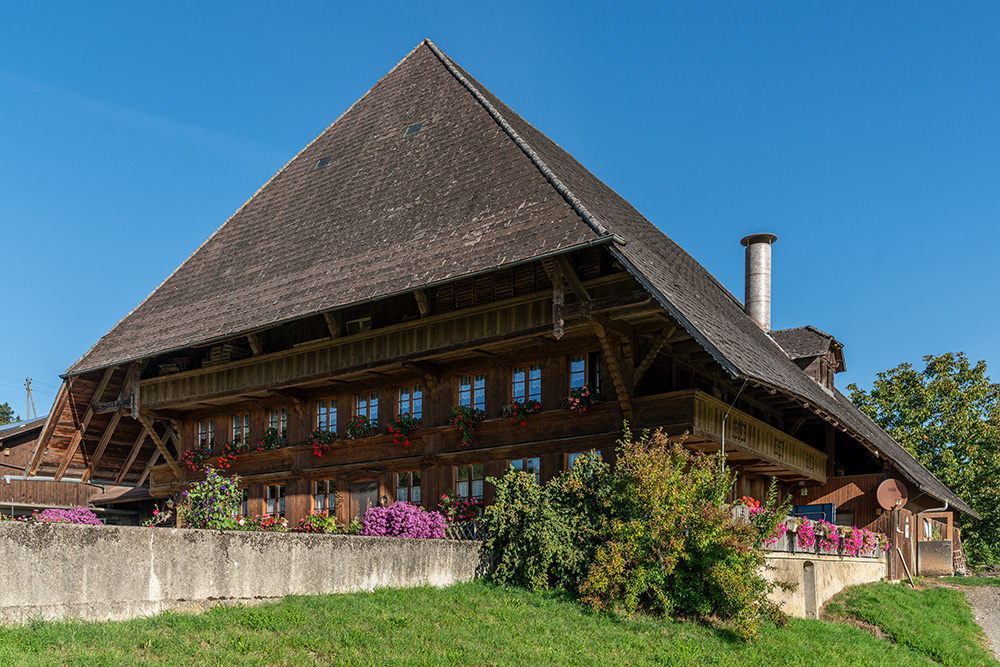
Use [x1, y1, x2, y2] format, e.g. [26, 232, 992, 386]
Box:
[23, 41, 972, 570]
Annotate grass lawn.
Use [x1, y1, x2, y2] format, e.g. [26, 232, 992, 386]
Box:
[937, 576, 1000, 587]
[0, 581, 996, 667]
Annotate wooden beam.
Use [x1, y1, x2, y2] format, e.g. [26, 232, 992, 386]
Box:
[633, 325, 677, 390]
[81, 410, 122, 483]
[136, 414, 184, 480]
[54, 430, 85, 482]
[557, 290, 649, 320]
[592, 321, 633, 422]
[53, 366, 119, 481]
[323, 312, 340, 339]
[414, 290, 430, 318]
[94, 399, 131, 414]
[248, 333, 262, 356]
[137, 449, 162, 487]
[116, 431, 147, 485]
[26, 380, 69, 475]
[551, 260, 565, 339]
[590, 314, 636, 342]
[554, 255, 591, 302]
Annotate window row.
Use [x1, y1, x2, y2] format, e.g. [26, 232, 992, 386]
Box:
[235, 450, 599, 524]
[196, 355, 601, 447]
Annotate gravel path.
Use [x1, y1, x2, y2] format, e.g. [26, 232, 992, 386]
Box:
[960, 585, 1000, 662]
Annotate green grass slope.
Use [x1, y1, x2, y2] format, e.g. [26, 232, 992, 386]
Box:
[0, 581, 995, 667]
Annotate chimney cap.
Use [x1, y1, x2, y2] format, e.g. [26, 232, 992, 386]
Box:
[740, 233, 777, 247]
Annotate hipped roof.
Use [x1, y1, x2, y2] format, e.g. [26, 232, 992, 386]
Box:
[64, 40, 973, 517]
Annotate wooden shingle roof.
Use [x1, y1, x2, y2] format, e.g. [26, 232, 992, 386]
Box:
[64, 40, 972, 516]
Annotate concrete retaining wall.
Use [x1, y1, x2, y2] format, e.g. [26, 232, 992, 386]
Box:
[765, 552, 887, 619]
[0, 522, 487, 624]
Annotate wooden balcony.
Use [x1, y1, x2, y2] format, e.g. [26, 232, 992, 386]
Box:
[634, 390, 827, 483]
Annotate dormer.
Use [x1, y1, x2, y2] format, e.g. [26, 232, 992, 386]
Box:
[771, 325, 846, 390]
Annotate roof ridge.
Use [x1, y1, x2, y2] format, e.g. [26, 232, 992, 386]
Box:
[66, 42, 431, 375]
[424, 40, 610, 240]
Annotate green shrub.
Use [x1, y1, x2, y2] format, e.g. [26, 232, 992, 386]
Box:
[579, 428, 790, 640]
[485, 451, 612, 591]
[484, 429, 792, 641]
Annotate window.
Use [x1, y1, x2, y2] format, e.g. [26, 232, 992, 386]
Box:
[346, 316, 372, 335]
[232, 413, 250, 445]
[316, 398, 338, 433]
[398, 385, 423, 420]
[268, 407, 288, 436]
[266, 484, 285, 517]
[198, 420, 215, 452]
[397, 470, 422, 503]
[569, 353, 602, 392]
[456, 463, 484, 499]
[314, 480, 336, 515]
[510, 457, 541, 485]
[568, 450, 601, 469]
[458, 373, 486, 411]
[233, 488, 248, 518]
[512, 364, 542, 402]
[356, 392, 379, 425]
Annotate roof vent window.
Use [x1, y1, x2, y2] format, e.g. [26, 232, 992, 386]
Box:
[314, 157, 332, 170]
[404, 122, 424, 137]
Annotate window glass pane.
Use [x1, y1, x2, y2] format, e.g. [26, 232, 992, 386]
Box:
[457, 481, 469, 497]
[528, 364, 542, 401]
[472, 480, 484, 498]
[370, 393, 378, 423]
[399, 386, 410, 411]
[459, 376, 471, 407]
[472, 464, 484, 480]
[412, 486, 421, 503]
[474, 374, 486, 410]
[511, 459, 524, 472]
[317, 400, 328, 430]
[512, 367, 525, 399]
[457, 466, 469, 482]
[412, 385, 422, 420]
[398, 472, 408, 488]
[570, 356, 587, 389]
[412, 470, 421, 487]
[398, 487, 408, 502]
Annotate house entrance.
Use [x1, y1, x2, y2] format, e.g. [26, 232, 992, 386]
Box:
[350, 480, 379, 521]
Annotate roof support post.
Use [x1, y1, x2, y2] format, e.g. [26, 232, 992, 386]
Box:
[116, 430, 148, 485]
[53, 365, 119, 481]
[414, 290, 430, 318]
[323, 312, 340, 339]
[136, 414, 184, 481]
[81, 410, 122, 484]
[592, 320, 634, 423]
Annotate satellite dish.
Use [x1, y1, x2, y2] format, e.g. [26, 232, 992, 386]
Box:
[877, 478, 908, 510]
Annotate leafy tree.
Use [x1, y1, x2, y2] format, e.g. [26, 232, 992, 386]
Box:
[848, 352, 1000, 564]
[0, 402, 19, 426]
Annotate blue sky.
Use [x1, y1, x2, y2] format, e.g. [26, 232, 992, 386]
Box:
[2, 2, 998, 415]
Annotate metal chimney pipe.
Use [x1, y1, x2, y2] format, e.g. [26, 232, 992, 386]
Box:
[740, 233, 777, 332]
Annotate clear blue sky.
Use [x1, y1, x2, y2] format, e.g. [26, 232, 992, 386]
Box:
[2, 2, 999, 416]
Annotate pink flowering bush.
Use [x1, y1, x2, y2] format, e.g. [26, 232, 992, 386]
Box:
[361, 502, 446, 539]
[796, 518, 816, 550]
[816, 519, 840, 553]
[842, 526, 865, 557]
[34, 507, 102, 525]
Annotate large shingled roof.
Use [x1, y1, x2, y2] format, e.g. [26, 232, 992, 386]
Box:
[65, 40, 973, 516]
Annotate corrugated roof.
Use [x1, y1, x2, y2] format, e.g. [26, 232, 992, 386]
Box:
[62, 40, 973, 517]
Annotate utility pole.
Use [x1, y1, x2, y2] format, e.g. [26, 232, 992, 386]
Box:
[25, 378, 37, 420]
